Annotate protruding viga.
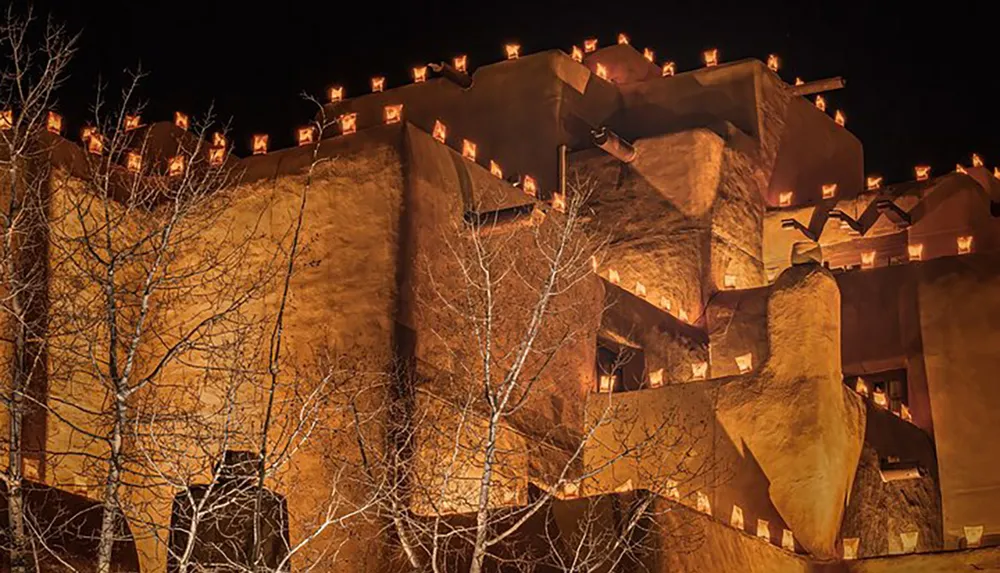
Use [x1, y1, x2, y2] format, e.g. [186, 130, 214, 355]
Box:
[717, 263, 865, 559]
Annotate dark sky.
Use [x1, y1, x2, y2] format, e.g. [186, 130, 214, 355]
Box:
[22, 0, 999, 183]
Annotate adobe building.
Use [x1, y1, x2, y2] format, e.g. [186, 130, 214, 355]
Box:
[5, 38, 1000, 572]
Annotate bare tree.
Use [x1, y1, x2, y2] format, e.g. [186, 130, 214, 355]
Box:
[0, 6, 77, 572]
[339, 169, 713, 573]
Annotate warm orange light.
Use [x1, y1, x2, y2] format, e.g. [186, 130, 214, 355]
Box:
[371, 76, 385, 93]
[814, 95, 826, 112]
[617, 33, 629, 45]
[691, 361, 708, 380]
[696, 491, 712, 515]
[767, 54, 780, 72]
[297, 126, 315, 146]
[635, 281, 647, 297]
[522, 175, 538, 197]
[86, 133, 103, 155]
[648, 368, 663, 388]
[901, 404, 913, 423]
[0, 110, 12, 129]
[174, 111, 189, 131]
[995, 167, 1000, 180]
[208, 147, 224, 167]
[212, 132, 226, 148]
[956, 164, 967, 174]
[908, 243, 924, 261]
[490, 160, 503, 179]
[47, 111, 62, 134]
[703, 48, 719, 67]
[843, 538, 860, 560]
[596, 63, 609, 80]
[855, 378, 869, 397]
[340, 112, 358, 135]
[329, 86, 344, 102]
[666, 479, 680, 501]
[252, 134, 269, 155]
[757, 519, 771, 540]
[872, 388, 888, 408]
[608, 269, 620, 284]
[778, 191, 793, 207]
[957, 235, 973, 255]
[731, 505, 745, 529]
[735, 353, 753, 374]
[678, 308, 689, 323]
[505, 44, 520, 60]
[643, 48, 655, 62]
[81, 125, 96, 144]
[126, 152, 142, 173]
[866, 175, 883, 190]
[454, 55, 468, 73]
[168, 155, 185, 177]
[972, 153, 984, 167]
[661, 61, 676, 76]
[383, 104, 403, 125]
[795, 77, 805, 86]
[915, 165, 931, 181]
[659, 296, 672, 311]
[432, 119, 446, 143]
[462, 139, 477, 161]
[124, 114, 141, 131]
[724, 274, 737, 289]
[782, 530, 796, 551]
[584, 38, 598, 53]
[571, 46, 584, 62]
[413, 66, 428, 83]
[834, 110, 846, 126]
[822, 183, 837, 199]
[861, 250, 876, 269]
[552, 191, 566, 213]
[598, 374, 614, 393]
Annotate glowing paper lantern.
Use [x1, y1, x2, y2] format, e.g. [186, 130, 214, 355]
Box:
[778, 191, 793, 207]
[462, 139, 477, 161]
[297, 126, 314, 146]
[691, 362, 708, 381]
[873, 388, 888, 408]
[584, 38, 598, 53]
[757, 519, 770, 540]
[571, 46, 584, 62]
[643, 48, 655, 62]
[835, 110, 846, 126]
[782, 530, 795, 551]
[522, 175, 537, 197]
[822, 183, 837, 199]
[843, 538, 859, 560]
[866, 175, 883, 190]
[47, 111, 62, 134]
[384, 104, 403, 125]
[723, 274, 737, 289]
[168, 155, 185, 177]
[965, 525, 984, 548]
[814, 95, 826, 112]
[649, 368, 663, 388]
[900, 531, 919, 553]
[957, 235, 973, 255]
[551, 191, 566, 213]
[678, 308, 689, 323]
[608, 269, 620, 284]
[454, 55, 468, 73]
[252, 134, 268, 155]
[371, 76, 385, 92]
[767, 54, 780, 72]
[505, 44, 520, 60]
[659, 296, 672, 311]
[617, 33, 629, 45]
[795, 77, 805, 86]
[596, 63, 609, 80]
[329, 86, 344, 102]
[661, 61, 676, 76]
[635, 281, 646, 297]
[126, 152, 142, 173]
[972, 153, 984, 167]
[0, 110, 12, 129]
[696, 491, 712, 515]
[915, 165, 931, 181]
[598, 374, 614, 393]
[703, 49, 719, 67]
[908, 244, 924, 261]
[124, 114, 141, 130]
[208, 147, 224, 167]
[730, 505, 744, 529]
[340, 113, 358, 135]
[174, 111, 189, 131]
[86, 133, 103, 155]
[901, 404, 913, 422]
[665, 479, 680, 501]
[213, 132, 227, 147]
[855, 378, 870, 397]
[861, 251, 876, 269]
[490, 160, 503, 178]
[735, 353, 753, 374]
[413, 65, 427, 83]
[432, 120, 447, 143]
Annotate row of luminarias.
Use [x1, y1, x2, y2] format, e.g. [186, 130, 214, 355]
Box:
[597, 354, 753, 392]
[843, 525, 987, 558]
[852, 377, 915, 423]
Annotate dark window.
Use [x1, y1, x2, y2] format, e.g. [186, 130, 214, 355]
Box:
[596, 338, 646, 392]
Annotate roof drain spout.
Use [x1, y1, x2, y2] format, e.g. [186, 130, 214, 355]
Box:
[592, 127, 637, 164]
[429, 62, 473, 89]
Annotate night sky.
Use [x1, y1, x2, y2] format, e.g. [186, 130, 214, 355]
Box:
[21, 0, 999, 184]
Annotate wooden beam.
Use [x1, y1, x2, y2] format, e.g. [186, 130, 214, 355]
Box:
[791, 76, 846, 96]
